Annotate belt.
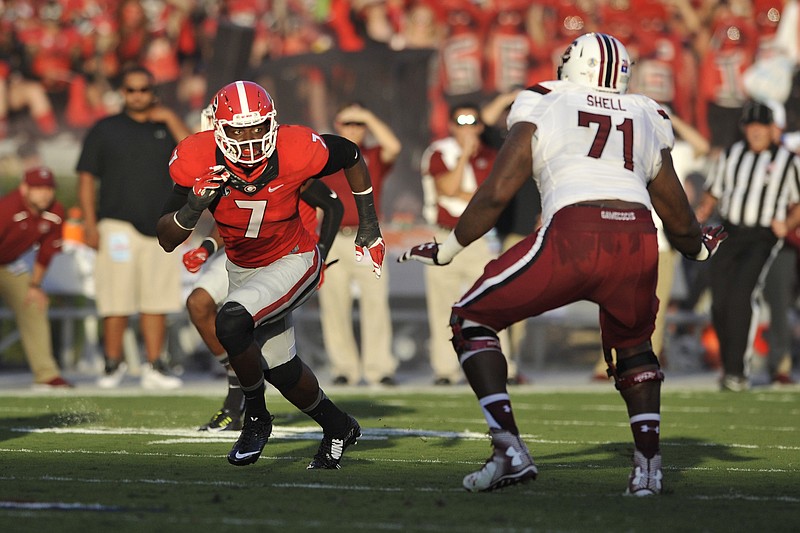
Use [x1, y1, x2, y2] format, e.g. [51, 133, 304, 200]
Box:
[568, 200, 648, 210]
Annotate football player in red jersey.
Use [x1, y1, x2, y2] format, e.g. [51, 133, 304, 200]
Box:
[184, 176, 343, 434]
[157, 80, 385, 469]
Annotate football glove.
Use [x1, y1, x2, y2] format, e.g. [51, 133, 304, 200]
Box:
[355, 236, 385, 279]
[397, 241, 452, 266]
[182, 247, 209, 273]
[687, 225, 728, 261]
[181, 238, 217, 273]
[187, 165, 230, 212]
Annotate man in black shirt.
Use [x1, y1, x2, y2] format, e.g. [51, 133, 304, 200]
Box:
[77, 65, 192, 389]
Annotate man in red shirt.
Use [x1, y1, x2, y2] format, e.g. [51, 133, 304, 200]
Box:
[0, 167, 72, 389]
[318, 103, 401, 386]
[420, 103, 514, 385]
[157, 80, 385, 469]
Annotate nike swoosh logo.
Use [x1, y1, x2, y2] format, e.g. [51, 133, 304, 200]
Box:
[268, 184, 285, 193]
[234, 450, 260, 460]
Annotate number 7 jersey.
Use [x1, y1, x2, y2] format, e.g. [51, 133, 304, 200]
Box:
[507, 80, 675, 222]
[169, 127, 329, 268]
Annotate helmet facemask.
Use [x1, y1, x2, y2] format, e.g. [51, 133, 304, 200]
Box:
[211, 81, 279, 165]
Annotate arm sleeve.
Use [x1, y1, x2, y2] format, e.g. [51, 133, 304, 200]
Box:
[160, 184, 191, 216]
[311, 134, 361, 178]
[300, 179, 344, 261]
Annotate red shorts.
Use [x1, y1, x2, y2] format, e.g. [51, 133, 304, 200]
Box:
[453, 205, 659, 351]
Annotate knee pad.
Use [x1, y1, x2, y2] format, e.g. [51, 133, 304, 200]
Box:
[614, 350, 664, 391]
[215, 302, 255, 356]
[264, 355, 303, 393]
[450, 314, 501, 364]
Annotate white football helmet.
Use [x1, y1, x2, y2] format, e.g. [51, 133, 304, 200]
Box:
[557, 33, 631, 94]
[211, 80, 278, 165]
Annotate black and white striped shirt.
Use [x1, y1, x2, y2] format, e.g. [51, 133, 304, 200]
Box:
[706, 141, 800, 227]
[706, 141, 800, 228]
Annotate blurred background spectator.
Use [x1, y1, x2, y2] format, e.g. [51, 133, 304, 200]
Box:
[2, 0, 799, 386]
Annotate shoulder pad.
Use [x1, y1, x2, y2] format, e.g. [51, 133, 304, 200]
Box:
[169, 131, 218, 187]
[275, 125, 328, 174]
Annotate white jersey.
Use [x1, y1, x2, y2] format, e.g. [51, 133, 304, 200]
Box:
[507, 80, 674, 222]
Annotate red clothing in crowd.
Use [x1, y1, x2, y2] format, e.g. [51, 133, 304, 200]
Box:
[322, 145, 392, 228]
[0, 189, 64, 268]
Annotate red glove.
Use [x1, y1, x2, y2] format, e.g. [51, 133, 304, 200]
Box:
[355, 237, 386, 279]
[182, 246, 209, 273]
[187, 165, 230, 211]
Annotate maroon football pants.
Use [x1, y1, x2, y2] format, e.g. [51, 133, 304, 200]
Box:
[453, 205, 659, 352]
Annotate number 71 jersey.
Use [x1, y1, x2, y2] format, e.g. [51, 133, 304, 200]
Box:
[507, 80, 675, 222]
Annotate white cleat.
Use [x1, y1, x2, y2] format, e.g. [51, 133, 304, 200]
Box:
[463, 429, 538, 492]
[624, 450, 663, 496]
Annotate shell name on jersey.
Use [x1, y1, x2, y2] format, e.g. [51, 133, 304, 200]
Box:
[586, 95, 627, 111]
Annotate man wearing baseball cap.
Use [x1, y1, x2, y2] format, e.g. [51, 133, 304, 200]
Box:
[697, 99, 800, 391]
[0, 166, 73, 388]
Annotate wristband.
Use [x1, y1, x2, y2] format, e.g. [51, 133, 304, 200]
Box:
[685, 244, 710, 261]
[437, 231, 465, 264]
[200, 237, 218, 255]
[174, 205, 202, 231]
[353, 189, 379, 226]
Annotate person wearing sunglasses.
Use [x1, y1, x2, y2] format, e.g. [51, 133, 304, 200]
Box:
[418, 103, 514, 386]
[317, 103, 402, 387]
[76, 65, 191, 390]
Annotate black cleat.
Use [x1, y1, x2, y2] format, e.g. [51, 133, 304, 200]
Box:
[227, 414, 274, 466]
[199, 408, 243, 432]
[307, 415, 361, 469]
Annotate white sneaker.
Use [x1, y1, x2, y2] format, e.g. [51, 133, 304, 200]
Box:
[97, 362, 128, 389]
[141, 364, 182, 390]
[463, 429, 538, 492]
[625, 450, 663, 496]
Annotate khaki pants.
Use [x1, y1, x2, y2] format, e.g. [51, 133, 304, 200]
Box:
[425, 228, 513, 382]
[0, 266, 61, 383]
[94, 219, 182, 316]
[318, 231, 397, 384]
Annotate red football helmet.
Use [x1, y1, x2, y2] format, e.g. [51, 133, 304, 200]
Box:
[211, 80, 278, 165]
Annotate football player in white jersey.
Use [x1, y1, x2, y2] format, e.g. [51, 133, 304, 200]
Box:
[400, 32, 727, 495]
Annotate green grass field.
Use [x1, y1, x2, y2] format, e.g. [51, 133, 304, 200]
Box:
[1, 386, 798, 532]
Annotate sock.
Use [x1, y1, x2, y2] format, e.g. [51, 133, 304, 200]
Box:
[302, 389, 348, 433]
[104, 357, 122, 374]
[630, 413, 660, 458]
[241, 377, 269, 418]
[223, 369, 245, 413]
[478, 393, 519, 435]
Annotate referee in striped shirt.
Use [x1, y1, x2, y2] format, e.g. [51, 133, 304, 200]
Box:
[697, 100, 800, 391]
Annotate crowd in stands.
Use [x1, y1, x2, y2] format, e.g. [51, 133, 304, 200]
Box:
[2, 0, 799, 147]
[2, 0, 800, 390]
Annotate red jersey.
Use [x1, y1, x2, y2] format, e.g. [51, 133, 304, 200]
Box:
[422, 138, 497, 229]
[0, 189, 64, 268]
[169, 127, 328, 268]
[321, 145, 391, 228]
[299, 198, 320, 238]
